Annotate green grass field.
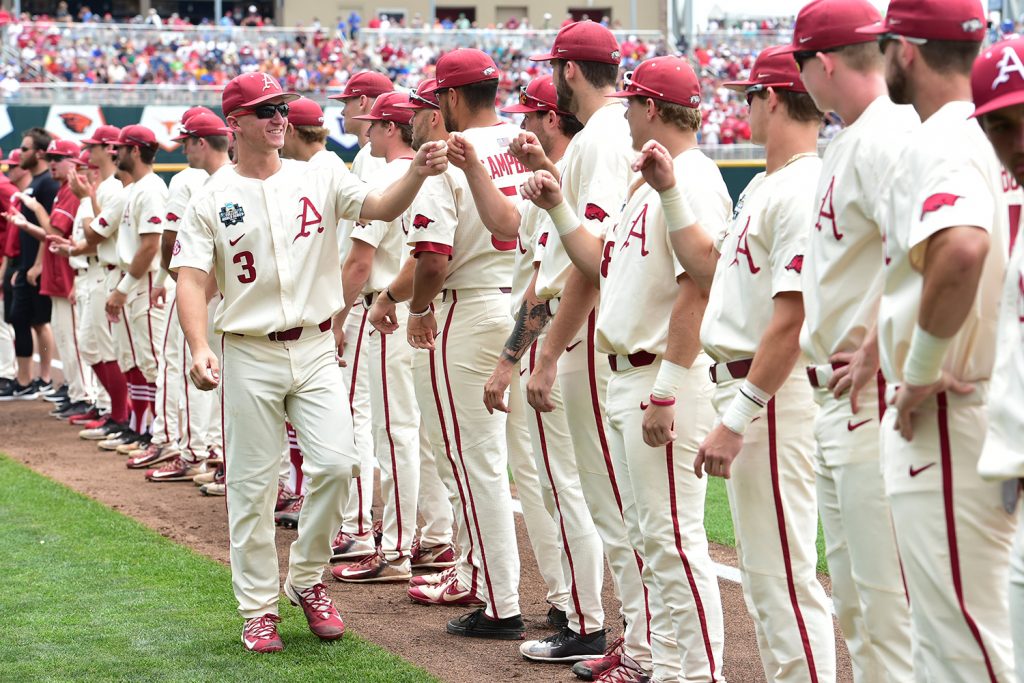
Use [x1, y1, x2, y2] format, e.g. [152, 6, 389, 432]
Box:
[0, 455, 438, 683]
[704, 477, 829, 575]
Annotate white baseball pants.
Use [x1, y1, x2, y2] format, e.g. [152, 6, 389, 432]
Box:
[340, 303, 375, 537]
[74, 266, 110, 411]
[412, 345, 454, 549]
[50, 295, 92, 404]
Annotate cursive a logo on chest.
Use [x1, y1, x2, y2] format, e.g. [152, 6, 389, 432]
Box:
[293, 197, 325, 242]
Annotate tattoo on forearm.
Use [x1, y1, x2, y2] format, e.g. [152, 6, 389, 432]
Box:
[500, 300, 552, 363]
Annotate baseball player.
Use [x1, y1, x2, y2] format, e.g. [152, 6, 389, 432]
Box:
[860, 1, 1016, 679]
[95, 125, 170, 455]
[170, 71, 448, 653]
[143, 111, 232, 481]
[523, 56, 728, 682]
[524, 21, 659, 681]
[381, 48, 533, 639]
[972, 36, 1024, 677]
[12, 139, 93, 418]
[780, 1, 917, 679]
[0, 149, 24, 386]
[329, 71, 394, 558]
[56, 125, 133, 441]
[443, 73, 607, 661]
[644, 46, 834, 682]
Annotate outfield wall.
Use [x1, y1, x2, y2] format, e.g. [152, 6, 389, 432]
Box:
[0, 105, 763, 202]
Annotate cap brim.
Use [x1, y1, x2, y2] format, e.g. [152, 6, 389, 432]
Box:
[855, 22, 889, 35]
[972, 91, 1024, 118]
[350, 113, 383, 121]
[394, 101, 435, 110]
[606, 90, 634, 100]
[501, 103, 546, 113]
[529, 51, 557, 62]
[723, 79, 756, 92]
[235, 91, 301, 111]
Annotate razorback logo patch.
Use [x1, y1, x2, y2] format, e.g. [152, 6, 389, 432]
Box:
[785, 255, 804, 274]
[538, 232, 549, 247]
[219, 202, 245, 227]
[166, 212, 180, 222]
[920, 193, 962, 221]
[97, 217, 108, 227]
[412, 214, 434, 230]
[147, 216, 162, 225]
[59, 113, 92, 134]
[584, 203, 610, 222]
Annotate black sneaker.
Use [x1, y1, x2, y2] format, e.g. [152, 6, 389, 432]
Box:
[519, 626, 606, 662]
[79, 418, 128, 441]
[55, 401, 92, 420]
[446, 609, 525, 640]
[547, 606, 569, 630]
[33, 379, 54, 398]
[0, 381, 41, 401]
[49, 398, 72, 415]
[0, 377, 12, 392]
[42, 384, 67, 402]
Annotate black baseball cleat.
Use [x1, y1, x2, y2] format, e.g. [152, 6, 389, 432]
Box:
[546, 606, 569, 630]
[446, 609, 525, 640]
[520, 627, 607, 662]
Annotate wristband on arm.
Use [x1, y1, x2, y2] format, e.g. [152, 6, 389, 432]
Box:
[720, 379, 771, 435]
[546, 201, 582, 237]
[115, 272, 141, 296]
[651, 360, 688, 400]
[902, 324, 951, 386]
[658, 185, 698, 233]
[153, 269, 169, 288]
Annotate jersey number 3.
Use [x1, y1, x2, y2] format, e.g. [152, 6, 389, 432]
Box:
[233, 251, 257, 283]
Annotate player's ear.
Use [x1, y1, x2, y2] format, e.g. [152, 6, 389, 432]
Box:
[645, 97, 657, 122]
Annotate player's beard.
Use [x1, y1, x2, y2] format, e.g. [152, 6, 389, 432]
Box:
[886, 58, 911, 106]
[555, 82, 576, 116]
[116, 153, 134, 174]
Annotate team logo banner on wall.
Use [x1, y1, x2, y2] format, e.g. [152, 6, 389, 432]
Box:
[45, 105, 105, 142]
[323, 105, 359, 151]
[140, 105, 195, 151]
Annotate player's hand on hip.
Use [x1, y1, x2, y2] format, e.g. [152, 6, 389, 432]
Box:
[407, 311, 436, 350]
[521, 171, 563, 211]
[445, 132, 479, 171]
[892, 372, 973, 441]
[694, 423, 743, 479]
[526, 359, 556, 412]
[189, 347, 220, 391]
[642, 403, 677, 448]
[150, 286, 166, 309]
[26, 263, 42, 287]
[105, 290, 126, 322]
[633, 140, 677, 192]
[509, 132, 550, 172]
[483, 363, 513, 414]
[415, 140, 449, 176]
[368, 297, 398, 334]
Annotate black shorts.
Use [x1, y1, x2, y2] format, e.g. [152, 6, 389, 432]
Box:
[2, 263, 14, 325]
[9, 272, 52, 327]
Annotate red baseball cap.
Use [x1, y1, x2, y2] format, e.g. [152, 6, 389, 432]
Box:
[288, 97, 326, 127]
[856, 0, 986, 42]
[424, 49, 500, 93]
[329, 71, 394, 100]
[45, 139, 81, 158]
[113, 124, 159, 148]
[972, 37, 1024, 118]
[779, 0, 881, 54]
[724, 45, 808, 93]
[221, 72, 299, 116]
[352, 92, 415, 125]
[395, 79, 440, 110]
[1, 148, 21, 165]
[72, 148, 97, 169]
[501, 75, 569, 115]
[531, 21, 621, 65]
[182, 106, 217, 125]
[608, 56, 701, 108]
[81, 124, 121, 145]
[173, 112, 230, 141]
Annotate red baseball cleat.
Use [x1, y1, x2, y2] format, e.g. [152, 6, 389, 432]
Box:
[241, 614, 283, 653]
[284, 582, 345, 640]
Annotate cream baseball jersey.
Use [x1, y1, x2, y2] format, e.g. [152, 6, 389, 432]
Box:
[406, 122, 531, 290]
[69, 199, 93, 271]
[170, 158, 370, 336]
[535, 103, 636, 300]
[339, 145, 386, 262]
[800, 97, 919, 364]
[979, 234, 1024, 479]
[92, 177, 129, 266]
[348, 156, 413, 293]
[597, 148, 731, 356]
[509, 198, 549, 316]
[1000, 168, 1024, 250]
[700, 154, 822, 363]
[166, 167, 209, 225]
[116, 172, 168, 271]
[877, 101, 1007, 384]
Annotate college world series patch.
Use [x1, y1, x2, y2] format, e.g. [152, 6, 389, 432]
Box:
[219, 202, 245, 227]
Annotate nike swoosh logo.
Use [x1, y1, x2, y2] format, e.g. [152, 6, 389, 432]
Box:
[229, 234, 244, 246]
[847, 419, 871, 432]
[437, 78, 446, 84]
[519, 367, 527, 376]
[909, 463, 936, 478]
[441, 585, 469, 603]
[243, 636, 259, 648]
[565, 341, 582, 353]
[640, 402, 649, 410]
[799, 36, 813, 43]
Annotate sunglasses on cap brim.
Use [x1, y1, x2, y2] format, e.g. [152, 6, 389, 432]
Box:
[44, 154, 73, 162]
[793, 47, 841, 72]
[876, 33, 927, 53]
[409, 92, 439, 108]
[234, 103, 291, 119]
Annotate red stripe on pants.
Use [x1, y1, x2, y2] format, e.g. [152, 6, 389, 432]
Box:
[938, 392, 999, 682]
[379, 332, 404, 553]
[767, 398, 818, 682]
[348, 306, 369, 534]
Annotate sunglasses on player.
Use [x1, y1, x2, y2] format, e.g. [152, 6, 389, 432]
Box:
[876, 33, 927, 54]
[793, 47, 842, 72]
[235, 103, 291, 119]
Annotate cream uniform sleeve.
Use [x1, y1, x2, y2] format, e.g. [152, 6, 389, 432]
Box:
[572, 130, 634, 238]
[169, 194, 216, 275]
[93, 182, 130, 239]
[765, 172, 816, 296]
[135, 177, 169, 236]
[908, 164, 995, 270]
[406, 173, 459, 258]
[330, 163, 371, 224]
